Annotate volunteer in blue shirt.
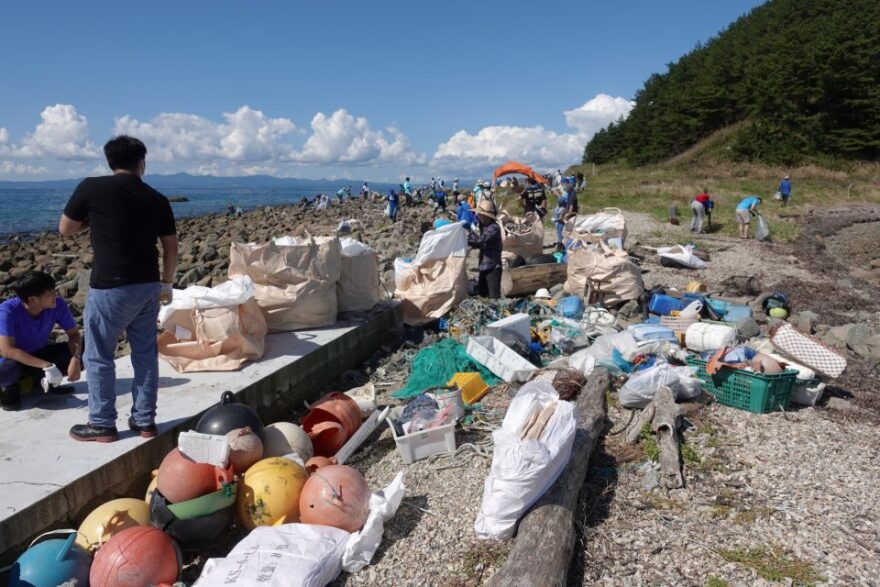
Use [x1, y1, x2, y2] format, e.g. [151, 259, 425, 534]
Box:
[455, 194, 476, 228]
[736, 195, 762, 239]
[778, 175, 792, 207]
[386, 189, 400, 221]
[0, 271, 82, 410]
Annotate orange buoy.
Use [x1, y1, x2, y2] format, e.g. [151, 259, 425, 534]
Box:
[299, 464, 371, 533]
[157, 448, 231, 504]
[90, 526, 180, 587]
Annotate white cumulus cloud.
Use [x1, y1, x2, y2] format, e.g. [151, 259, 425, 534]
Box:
[564, 93, 634, 136]
[0, 160, 49, 176]
[6, 104, 99, 160]
[113, 106, 297, 163]
[0, 127, 9, 144]
[293, 109, 426, 166]
[432, 93, 634, 171]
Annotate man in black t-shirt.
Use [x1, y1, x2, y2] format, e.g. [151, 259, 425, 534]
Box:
[59, 135, 178, 443]
[520, 177, 547, 218]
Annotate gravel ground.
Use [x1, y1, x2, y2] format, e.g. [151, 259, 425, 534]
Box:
[573, 399, 880, 587]
[325, 208, 880, 587]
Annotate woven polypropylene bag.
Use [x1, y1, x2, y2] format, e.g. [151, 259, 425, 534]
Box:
[770, 322, 847, 378]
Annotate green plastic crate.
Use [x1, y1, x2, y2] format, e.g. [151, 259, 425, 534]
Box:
[687, 357, 797, 414]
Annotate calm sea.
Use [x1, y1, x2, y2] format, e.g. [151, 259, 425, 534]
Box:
[0, 186, 330, 238]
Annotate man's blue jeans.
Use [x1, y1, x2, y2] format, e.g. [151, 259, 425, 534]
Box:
[84, 282, 160, 428]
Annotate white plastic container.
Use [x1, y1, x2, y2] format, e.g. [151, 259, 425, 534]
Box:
[483, 313, 531, 347]
[685, 322, 737, 352]
[790, 380, 826, 406]
[466, 335, 537, 382]
[387, 407, 456, 464]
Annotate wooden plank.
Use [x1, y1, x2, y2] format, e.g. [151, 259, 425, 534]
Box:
[489, 368, 610, 587]
[501, 263, 567, 297]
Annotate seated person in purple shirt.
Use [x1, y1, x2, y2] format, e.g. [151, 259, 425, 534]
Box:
[0, 271, 83, 410]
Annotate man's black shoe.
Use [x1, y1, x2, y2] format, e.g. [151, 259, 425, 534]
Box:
[0, 385, 21, 411]
[48, 384, 75, 395]
[69, 423, 119, 443]
[128, 416, 158, 438]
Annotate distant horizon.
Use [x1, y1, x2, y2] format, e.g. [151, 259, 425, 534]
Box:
[0, 171, 478, 187]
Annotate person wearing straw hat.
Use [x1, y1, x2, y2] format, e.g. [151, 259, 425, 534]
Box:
[469, 198, 503, 299]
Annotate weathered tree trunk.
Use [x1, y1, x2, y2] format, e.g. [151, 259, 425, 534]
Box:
[625, 386, 683, 489]
[488, 368, 610, 587]
[501, 263, 568, 297]
[652, 386, 684, 489]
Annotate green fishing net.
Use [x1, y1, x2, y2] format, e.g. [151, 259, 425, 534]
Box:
[391, 338, 501, 399]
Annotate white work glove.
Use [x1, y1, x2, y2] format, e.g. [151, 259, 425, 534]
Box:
[41, 364, 64, 392]
[159, 283, 174, 305]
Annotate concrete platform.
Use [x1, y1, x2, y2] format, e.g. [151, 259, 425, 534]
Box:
[0, 304, 402, 561]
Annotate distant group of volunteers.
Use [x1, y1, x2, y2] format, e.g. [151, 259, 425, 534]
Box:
[688, 175, 792, 239]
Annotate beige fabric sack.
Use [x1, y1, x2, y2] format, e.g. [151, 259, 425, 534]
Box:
[229, 235, 341, 331]
[564, 239, 644, 305]
[498, 211, 544, 263]
[157, 277, 268, 372]
[337, 237, 382, 312]
[394, 222, 469, 326]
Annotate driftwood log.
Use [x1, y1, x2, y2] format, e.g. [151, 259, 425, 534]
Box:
[625, 385, 684, 489]
[488, 367, 610, 587]
[501, 263, 568, 297]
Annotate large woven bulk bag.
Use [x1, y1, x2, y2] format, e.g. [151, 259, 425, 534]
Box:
[337, 238, 382, 312]
[229, 235, 341, 331]
[564, 240, 643, 305]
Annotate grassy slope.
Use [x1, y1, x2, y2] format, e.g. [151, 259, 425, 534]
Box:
[563, 127, 880, 242]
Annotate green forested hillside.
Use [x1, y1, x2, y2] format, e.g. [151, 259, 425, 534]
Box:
[584, 0, 880, 166]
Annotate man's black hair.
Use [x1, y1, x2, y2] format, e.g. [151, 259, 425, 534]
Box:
[104, 135, 147, 173]
[14, 271, 56, 302]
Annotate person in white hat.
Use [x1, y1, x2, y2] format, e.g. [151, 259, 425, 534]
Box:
[469, 199, 502, 299]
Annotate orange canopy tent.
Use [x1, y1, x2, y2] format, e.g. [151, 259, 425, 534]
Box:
[492, 161, 549, 186]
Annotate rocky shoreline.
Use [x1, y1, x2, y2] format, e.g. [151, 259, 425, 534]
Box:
[0, 197, 438, 324]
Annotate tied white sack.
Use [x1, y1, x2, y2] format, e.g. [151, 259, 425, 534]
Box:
[619, 362, 703, 408]
[194, 473, 405, 586]
[656, 245, 708, 270]
[475, 381, 577, 540]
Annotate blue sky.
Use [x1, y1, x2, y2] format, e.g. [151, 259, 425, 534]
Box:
[0, 0, 766, 181]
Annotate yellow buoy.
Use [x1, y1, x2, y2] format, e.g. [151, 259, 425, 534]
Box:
[76, 497, 151, 551]
[236, 457, 309, 530]
[686, 280, 707, 293]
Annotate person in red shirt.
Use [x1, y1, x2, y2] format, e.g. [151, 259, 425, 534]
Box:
[692, 190, 714, 232]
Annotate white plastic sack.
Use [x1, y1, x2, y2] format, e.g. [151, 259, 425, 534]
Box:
[412, 221, 468, 265]
[656, 245, 708, 270]
[158, 276, 256, 327]
[548, 351, 596, 377]
[755, 215, 770, 241]
[342, 472, 405, 572]
[195, 473, 405, 585]
[340, 236, 372, 256]
[566, 209, 627, 246]
[583, 331, 641, 363]
[619, 362, 703, 408]
[475, 381, 577, 540]
[194, 524, 349, 587]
